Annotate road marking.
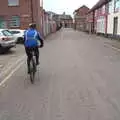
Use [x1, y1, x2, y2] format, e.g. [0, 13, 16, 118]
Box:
[104, 43, 120, 52]
[0, 61, 24, 87]
[111, 46, 120, 52]
[0, 55, 25, 78]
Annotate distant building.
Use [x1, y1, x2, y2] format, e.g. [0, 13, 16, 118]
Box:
[53, 13, 73, 28]
[42, 10, 57, 37]
[73, 5, 90, 31]
[60, 13, 73, 28]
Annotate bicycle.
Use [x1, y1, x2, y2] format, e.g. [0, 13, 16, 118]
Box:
[29, 48, 37, 84]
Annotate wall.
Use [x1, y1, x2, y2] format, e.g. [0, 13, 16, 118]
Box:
[74, 6, 89, 31]
[86, 11, 94, 33]
[0, 0, 32, 29]
[0, 0, 43, 31]
[107, 13, 120, 35]
[43, 12, 57, 37]
[0, 0, 30, 15]
[77, 7, 90, 16]
[96, 5, 106, 33]
[107, 0, 120, 35]
[97, 16, 106, 33]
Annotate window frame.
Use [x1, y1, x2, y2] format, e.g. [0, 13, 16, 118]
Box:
[9, 16, 20, 28]
[2, 30, 13, 36]
[8, 0, 19, 6]
[114, 0, 120, 12]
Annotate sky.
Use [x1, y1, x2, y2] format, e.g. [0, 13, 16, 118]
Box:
[43, 0, 99, 16]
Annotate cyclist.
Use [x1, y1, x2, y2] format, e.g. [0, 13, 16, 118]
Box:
[24, 23, 44, 74]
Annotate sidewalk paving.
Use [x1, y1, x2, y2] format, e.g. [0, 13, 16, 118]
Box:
[86, 33, 120, 50]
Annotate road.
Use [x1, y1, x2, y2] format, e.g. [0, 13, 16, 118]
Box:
[0, 44, 25, 82]
[0, 28, 120, 120]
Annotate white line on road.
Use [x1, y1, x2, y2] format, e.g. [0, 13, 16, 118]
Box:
[104, 43, 120, 52]
[111, 46, 120, 52]
[0, 55, 25, 78]
[0, 61, 24, 87]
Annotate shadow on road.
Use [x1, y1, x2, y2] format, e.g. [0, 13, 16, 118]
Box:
[0, 49, 16, 56]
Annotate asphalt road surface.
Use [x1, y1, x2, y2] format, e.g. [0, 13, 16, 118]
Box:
[0, 28, 120, 120]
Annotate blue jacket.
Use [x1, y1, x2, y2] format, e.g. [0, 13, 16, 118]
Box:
[24, 29, 43, 47]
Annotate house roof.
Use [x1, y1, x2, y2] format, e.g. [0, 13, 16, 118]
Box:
[88, 0, 110, 13]
[74, 5, 89, 13]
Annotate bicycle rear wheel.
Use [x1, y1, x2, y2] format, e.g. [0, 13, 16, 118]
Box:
[29, 58, 36, 84]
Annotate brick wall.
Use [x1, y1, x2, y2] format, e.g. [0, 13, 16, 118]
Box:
[77, 7, 90, 16]
[0, 0, 43, 32]
[74, 6, 89, 31]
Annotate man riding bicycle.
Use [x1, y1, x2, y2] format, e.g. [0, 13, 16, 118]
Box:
[24, 23, 44, 74]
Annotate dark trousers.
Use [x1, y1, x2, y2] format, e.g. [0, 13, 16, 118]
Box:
[25, 47, 39, 69]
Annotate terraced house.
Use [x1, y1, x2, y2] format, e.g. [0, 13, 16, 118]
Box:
[86, 0, 120, 39]
[107, 0, 120, 38]
[86, 0, 110, 34]
[0, 0, 43, 32]
[73, 5, 89, 31]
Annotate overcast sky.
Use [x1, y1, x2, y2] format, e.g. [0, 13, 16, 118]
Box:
[43, 0, 98, 16]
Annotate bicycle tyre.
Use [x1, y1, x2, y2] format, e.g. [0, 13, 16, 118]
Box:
[29, 58, 36, 84]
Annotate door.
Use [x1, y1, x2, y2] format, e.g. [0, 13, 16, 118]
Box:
[113, 17, 118, 35]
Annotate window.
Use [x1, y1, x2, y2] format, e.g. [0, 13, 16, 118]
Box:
[8, 0, 19, 6]
[0, 17, 7, 28]
[2, 30, 12, 36]
[97, 17, 105, 33]
[10, 31, 20, 34]
[9, 16, 20, 27]
[115, 0, 120, 12]
[0, 32, 3, 36]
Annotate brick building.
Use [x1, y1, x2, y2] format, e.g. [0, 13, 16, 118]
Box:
[86, 11, 94, 33]
[73, 5, 89, 31]
[89, 0, 109, 34]
[0, 0, 43, 32]
[53, 13, 73, 28]
[60, 13, 73, 28]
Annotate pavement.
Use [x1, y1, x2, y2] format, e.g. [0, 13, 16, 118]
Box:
[1, 28, 120, 120]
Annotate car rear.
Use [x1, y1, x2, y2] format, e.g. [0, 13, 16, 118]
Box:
[0, 30, 16, 49]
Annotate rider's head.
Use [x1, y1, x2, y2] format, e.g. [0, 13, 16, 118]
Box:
[29, 23, 36, 29]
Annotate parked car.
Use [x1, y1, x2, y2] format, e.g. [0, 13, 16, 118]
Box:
[0, 29, 16, 53]
[9, 29, 25, 43]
